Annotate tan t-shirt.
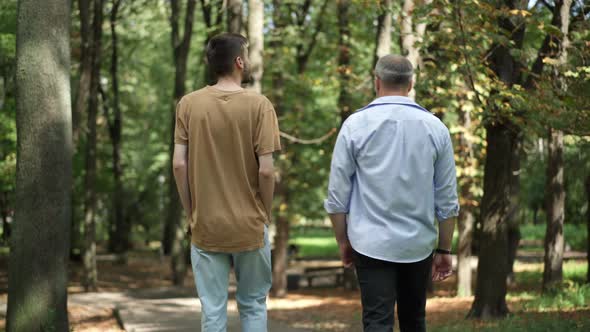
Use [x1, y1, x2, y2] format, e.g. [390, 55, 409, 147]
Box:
[174, 86, 281, 252]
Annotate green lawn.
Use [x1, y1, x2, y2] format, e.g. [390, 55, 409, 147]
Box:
[290, 223, 588, 259]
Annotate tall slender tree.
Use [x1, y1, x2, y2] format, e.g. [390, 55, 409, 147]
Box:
[105, 0, 127, 254]
[401, 0, 432, 99]
[83, 0, 105, 292]
[337, 0, 352, 123]
[73, 0, 92, 145]
[6, 0, 72, 330]
[456, 104, 477, 297]
[373, 0, 392, 69]
[542, 0, 572, 291]
[247, 0, 264, 93]
[167, 0, 197, 285]
[227, 0, 242, 34]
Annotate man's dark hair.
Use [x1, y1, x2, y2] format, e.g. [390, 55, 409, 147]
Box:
[206, 33, 248, 79]
[374, 55, 414, 90]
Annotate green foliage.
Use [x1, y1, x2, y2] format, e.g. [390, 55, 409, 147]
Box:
[520, 223, 588, 252]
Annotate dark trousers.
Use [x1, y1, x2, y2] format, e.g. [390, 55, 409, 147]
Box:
[354, 250, 432, 332]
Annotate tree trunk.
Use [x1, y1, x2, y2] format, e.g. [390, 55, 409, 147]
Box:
[469, 0, 528, 318]
[506, 135, 522, 283]
[586, 176, 590, 284]
[73, 0, 92, 146]
[457, 106, 475, 297]
[542, 0, 571, 292]
[401, 0, 431, 99]
[468, 124, 517, 319]
[106, 0, 128, 254]
[83, 0, 104, 292]
[247, 0, 264, 93]
[337, 0, 352, 123]
[7, 0, 72, 330]
[167, 0, 196, 285]
[373, 0, 392, 69]
[227, 0, 242, 34]
[543, 128, 565, 290]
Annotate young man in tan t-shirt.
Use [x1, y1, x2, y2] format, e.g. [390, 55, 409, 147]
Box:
[172, 33, 281, 332]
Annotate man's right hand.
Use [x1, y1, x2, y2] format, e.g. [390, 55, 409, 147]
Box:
[338, 240, 354, 268]
[431, 253, 452, 281]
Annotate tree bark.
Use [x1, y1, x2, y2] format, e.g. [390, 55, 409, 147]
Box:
[106, 0, 128, 254]
[200, 0, 225, 85]
[373, 0, 392, 69]
[401, 0, 432, 99]
[167, 0, 196, 285]
[6, 0, 72, 330]
[542, 0, 571, 292]
[337, 0, 352, 123]
[227, 0, 242, 34]
[82, 0, 104, 292]
[468, 124, 516, 319]
[469, 0, 527, 318]
[543, 128, 565, 290]
[586, 175, 590, 284]
[269, 2, 289, 298]
[247, 0, 264, 93]
[457, 106, 475, 297]
[73, 0, 92, 146]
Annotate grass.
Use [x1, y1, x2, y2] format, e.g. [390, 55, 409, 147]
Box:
[290, 227, 339, 258]
[430, 314, 590, 332]
[520, 223, 587, 252]
[290, 223, 588, 259]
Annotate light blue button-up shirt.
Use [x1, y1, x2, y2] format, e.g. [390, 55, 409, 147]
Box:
[324, 96, 459, 263]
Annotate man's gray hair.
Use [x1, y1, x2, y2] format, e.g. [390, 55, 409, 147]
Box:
[374, 55, 414, 89]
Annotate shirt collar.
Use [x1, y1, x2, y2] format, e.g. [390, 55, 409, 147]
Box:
[368, 95, 416, 106]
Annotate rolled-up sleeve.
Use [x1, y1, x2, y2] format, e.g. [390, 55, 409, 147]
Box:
[324, 123, 356, 214]
[434, 131, 460, 221]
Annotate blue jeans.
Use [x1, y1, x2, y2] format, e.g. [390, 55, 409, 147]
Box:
[190, 227, 272, 332]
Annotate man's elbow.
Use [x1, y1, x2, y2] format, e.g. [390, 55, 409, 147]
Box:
[258, 166, 274, 179]
[172, 159, 187, 172]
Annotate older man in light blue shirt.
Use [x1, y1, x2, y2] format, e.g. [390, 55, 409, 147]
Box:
[325, 55, 459, 332]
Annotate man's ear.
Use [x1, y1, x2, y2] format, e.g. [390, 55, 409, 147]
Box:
[374, 76, 380, 93]
[407, 80, 414, 93]
[235, 56, 244, 70]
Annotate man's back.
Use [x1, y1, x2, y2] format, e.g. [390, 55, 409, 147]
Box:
[174, 86, 281, 253]
[325, 95, 458, 263]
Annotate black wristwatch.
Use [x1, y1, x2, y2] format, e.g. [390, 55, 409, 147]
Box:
[435, 248, 451, 255]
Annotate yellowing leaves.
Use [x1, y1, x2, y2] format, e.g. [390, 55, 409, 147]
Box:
[509, 9, 531, 17]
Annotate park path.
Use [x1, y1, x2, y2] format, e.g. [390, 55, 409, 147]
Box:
[0, 287, 310, 332]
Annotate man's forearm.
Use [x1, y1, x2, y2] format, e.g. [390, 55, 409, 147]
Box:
[258, 172, 275, 218]
[329, 213, 349, 245]
[173, 165, 192, 217]
[438, 218, 455, 251]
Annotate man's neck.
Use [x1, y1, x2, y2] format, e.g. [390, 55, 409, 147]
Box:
[212, 75, 243, 92]
[377, 90, 409, 98]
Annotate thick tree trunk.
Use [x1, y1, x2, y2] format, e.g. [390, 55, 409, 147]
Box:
[83, 0, 104, 292]
[227, 0, 242, 34]
[247, 0, 264, 93]
[73, 0, 92, 145]
[468, 124, 517, 319]
[457, 107, 475, 297]
[373, 0, 392, 69]
[167, 0, 196, 285]
[6, 0, 72, 330]
[543, 128, 565, 290]
[106, 0, 128, 254]
[337, 0, 352, 123]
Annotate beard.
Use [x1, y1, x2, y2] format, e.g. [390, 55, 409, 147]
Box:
[241, 64, 253, 85]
